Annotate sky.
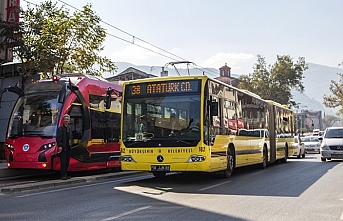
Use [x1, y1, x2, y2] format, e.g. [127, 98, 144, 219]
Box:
[22, 0, 343, 76]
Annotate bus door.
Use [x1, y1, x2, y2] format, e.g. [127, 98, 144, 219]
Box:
[64, 85, 90, 163]
[88, 94, 121, 165]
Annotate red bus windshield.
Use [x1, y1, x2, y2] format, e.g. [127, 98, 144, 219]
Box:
[8, 92, 63, 138]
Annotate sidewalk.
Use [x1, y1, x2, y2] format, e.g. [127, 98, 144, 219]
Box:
[0, 170, 144, 194]
[0, 162, 50, 178]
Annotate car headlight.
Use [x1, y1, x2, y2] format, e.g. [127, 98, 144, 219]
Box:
[320, 143, 330, 150]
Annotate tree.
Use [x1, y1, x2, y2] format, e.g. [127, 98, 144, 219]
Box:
[238, 55, 308, 107]
[323, 114, 341, 128]
[13, 1, 116, 77]
[323, 61, 343, 114]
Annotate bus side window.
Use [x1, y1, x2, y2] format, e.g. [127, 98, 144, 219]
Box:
[106, 112, 120, 142]
[69, 105, 84, 140]
[90, 110, 105, 140]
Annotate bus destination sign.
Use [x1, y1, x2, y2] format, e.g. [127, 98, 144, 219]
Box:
[126, 80, 200, 97]
[25, 81, 65, 94]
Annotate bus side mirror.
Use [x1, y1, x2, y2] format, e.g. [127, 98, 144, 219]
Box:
[210, 101, 218, 116]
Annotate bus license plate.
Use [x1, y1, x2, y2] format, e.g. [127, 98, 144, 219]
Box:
[151, 165, 170, 172]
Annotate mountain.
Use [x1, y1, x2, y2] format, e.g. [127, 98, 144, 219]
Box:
[293, 63, 342, 115]
[105, 62, 343, 115]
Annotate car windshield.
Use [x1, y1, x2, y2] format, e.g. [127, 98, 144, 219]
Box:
[302, 136, 319, 142]
[7, 93, 63, 138]
[324, 128, 343, 138]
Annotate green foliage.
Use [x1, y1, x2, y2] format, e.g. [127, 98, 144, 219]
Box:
[323, 72, 343, 113]
[13, 0, 116, 77]
[323, 114, 341, 127]
[238, 55, 308, 107]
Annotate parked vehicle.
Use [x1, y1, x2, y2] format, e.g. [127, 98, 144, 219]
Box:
[319, 127, 343, 162]
[302, 136, 321, 153]
[293, 136, 305, 158]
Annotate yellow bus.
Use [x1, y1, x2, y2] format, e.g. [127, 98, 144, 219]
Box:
[117, 75, 295, 178]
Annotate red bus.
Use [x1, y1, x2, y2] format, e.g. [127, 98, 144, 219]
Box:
[0, 74, 122, 171]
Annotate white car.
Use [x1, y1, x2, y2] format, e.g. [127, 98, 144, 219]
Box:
[312, 129, 320, 136]
[319, 127, 343, 162]
[302, 136, 321, 153]
[293, 136, 305, 158]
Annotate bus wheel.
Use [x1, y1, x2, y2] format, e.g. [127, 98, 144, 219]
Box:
[223, 148, 234, 178]
[153, 172, 166, 178]
[281, 146, 288, 163]
[260, 147, 267, 169]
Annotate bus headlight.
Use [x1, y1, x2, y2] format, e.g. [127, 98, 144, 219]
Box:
[187, 155, 206, 162]
[121, 155, 136, 162]
[38, 142, 56, 151]
[6, 143, 14, 151]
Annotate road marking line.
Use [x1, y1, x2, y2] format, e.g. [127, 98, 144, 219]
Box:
[99, 206, 151, 221]
[198, 181, 231, 191]
[340, 212, 343, 220]
[16, 174, 152, 198]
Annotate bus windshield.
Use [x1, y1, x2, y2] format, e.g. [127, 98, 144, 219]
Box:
[8, 93, 63, 138]
[122, 94, 201, 147]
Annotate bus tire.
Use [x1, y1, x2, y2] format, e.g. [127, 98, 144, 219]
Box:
[222, 147, 234, 178]
[280, 145, 288, 163]
[153, 172, 166, 178]
[260, 146, 267, 169]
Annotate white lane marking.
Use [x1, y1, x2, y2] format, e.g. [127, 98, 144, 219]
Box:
[340, 212, 343, 220]
[99, 206, 151, 221]
[16, 174, 152, 198]
[198, 180, 231, 191]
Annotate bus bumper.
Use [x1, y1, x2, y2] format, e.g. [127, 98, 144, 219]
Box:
[121, 161, 210, 172]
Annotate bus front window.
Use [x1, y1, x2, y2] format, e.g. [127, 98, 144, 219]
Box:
[123, 94, 201, 147]
[8, 93, 63, 138]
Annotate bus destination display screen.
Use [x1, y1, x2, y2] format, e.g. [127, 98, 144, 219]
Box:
[125, 80, 200, 97]
[25, 81, 65, 94]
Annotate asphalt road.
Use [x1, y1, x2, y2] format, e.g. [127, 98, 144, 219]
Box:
[0, 154, 342, 221]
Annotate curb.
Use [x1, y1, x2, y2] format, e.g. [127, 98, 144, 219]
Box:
[0, 171, 145, 194]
